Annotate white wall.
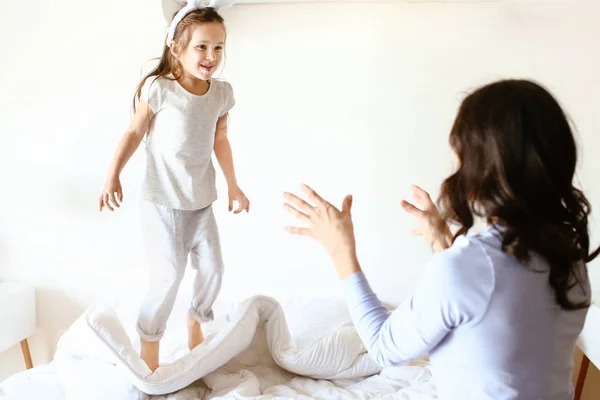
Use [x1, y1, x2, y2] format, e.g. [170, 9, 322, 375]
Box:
[1, 0, 599, 381]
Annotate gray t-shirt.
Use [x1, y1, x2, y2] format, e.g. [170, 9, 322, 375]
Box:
[140, 76, 235, 210]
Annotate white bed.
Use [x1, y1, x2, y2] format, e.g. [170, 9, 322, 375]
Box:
[0, 295, 437, 400]
[0, 359, 435, 400]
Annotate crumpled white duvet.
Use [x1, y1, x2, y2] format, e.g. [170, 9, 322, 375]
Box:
[1, 295, 437, 400]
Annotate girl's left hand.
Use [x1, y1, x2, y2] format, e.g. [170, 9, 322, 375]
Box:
[283, 184, 357, 263]
[228, 185, 250, 213]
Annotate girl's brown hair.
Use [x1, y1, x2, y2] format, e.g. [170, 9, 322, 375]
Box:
[439, 79, 598, 310]
[132, 7, 225, 112]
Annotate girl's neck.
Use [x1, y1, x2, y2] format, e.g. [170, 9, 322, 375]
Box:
[177, 73, 210, 96]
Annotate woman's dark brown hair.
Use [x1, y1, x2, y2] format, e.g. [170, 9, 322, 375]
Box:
[439, 79, 598, 310]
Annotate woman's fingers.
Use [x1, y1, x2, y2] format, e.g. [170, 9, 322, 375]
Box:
[400, 200, 424, 218]
[283, 191, 316, 215]
[284, 226, 310, 236]
[411, 185, 434, 210]
[284, 202, 311, 222]
[341, 195, 353, 214]
[300, 184, 330, 213]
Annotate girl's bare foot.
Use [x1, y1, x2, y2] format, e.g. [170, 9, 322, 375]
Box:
[187, 314, 204, 351]
[140, 339, 160, 372]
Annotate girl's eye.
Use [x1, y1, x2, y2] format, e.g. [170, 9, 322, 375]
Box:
[215, 46, 223, 51]
[197, 45, 207, 50]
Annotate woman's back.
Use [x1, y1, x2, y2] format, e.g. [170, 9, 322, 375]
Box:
[429, 225, 590, 399]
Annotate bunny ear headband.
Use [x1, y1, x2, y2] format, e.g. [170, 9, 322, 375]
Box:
[164, 0, 236, 45]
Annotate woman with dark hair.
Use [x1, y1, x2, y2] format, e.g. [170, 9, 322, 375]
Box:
[283, 79, 598, 399]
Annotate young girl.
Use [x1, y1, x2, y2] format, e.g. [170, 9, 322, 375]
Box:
[99, 0, 247, 372]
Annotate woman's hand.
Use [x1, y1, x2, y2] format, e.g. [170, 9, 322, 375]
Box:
[228, 184, 250, 214]
[401, 185, 453, 252]
[283, 184, 360, 278]
[99, 176, 123, 212]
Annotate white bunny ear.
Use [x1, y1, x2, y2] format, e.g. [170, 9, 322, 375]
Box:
[208, 0, 236, 9]
[162, 0, 186, 22]
[164, 0, 236, 44]
[162, 0, 234, 23]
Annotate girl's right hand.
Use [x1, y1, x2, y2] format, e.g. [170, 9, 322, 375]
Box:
[400, 185, 453, 252]
[99, 176, 123, 212]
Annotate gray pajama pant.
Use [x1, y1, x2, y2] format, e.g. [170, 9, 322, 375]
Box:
[136, 201, 224, 342]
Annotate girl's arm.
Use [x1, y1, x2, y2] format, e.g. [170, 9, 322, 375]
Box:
[99, 100, 153, 211]
[213, 113, 250, 213]
[213, 113, 238, 187]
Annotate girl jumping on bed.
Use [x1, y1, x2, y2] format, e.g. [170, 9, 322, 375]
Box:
[98, 0, 247, 372]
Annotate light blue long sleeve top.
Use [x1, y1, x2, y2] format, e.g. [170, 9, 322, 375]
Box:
[341, 224, 591, 399]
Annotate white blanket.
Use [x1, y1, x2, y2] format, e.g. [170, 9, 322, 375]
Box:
[2, 295, 437, 399]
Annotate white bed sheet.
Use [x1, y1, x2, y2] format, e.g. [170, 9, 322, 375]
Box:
[0, 363, 65, 400]
[0, 296, 438, 399]
[1, 359, 435, 400]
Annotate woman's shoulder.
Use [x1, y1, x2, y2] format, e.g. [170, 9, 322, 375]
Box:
[435, 231, 493, 267]
[428, 230, 497, 292]
[439, 224, 505, 261]
[419, 232, 496, 324]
